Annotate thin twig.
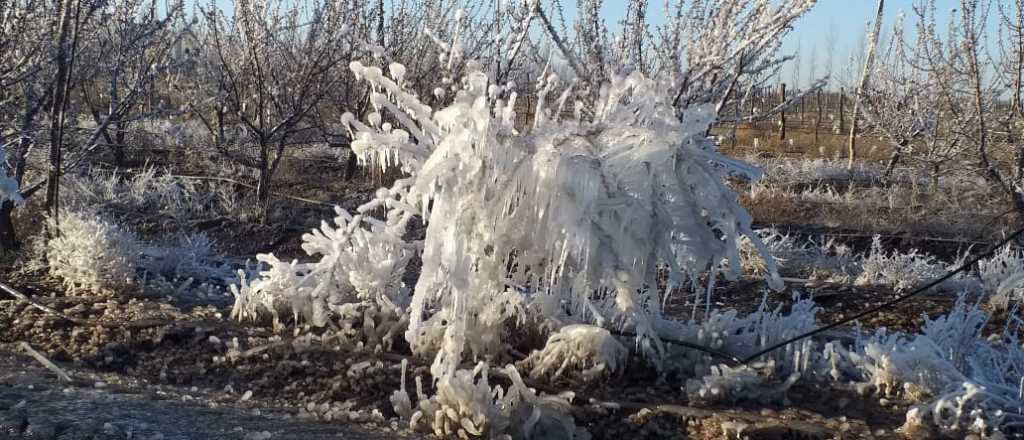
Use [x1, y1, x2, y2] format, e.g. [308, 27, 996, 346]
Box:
[0, 280, 171, 329]
[18, 342, 72, 382]
[168, 175, 337, 208]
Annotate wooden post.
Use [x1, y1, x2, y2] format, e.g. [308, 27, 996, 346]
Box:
[799, 93, 806, 122]
[779, 83, 787, 141]
[814, 90, 822, 144]
[838, 88, 846, 133]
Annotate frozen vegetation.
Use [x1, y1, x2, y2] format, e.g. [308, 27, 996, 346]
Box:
[222, 54, 1024, 438]
[5, 0, 1024, 438]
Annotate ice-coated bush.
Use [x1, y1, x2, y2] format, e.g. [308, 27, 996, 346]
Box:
[665, 292, 1024, 436]
[231, 56, 785, 437]
[345, 63, 779, 378]
[231, 206, 416, 329]
[236, 60, 781, 375]
[136, 232, 242, 297]
[840, 297, 1024, 437]
[657, 295, 823, 379]
[394, 362, 581, 439]
[978, 246, 1024, 310]
[522, 324, 628, 382]
[738, 228, 860, 282]
[856, 236, 977, 293]
[45, 210, 138, 293]
[62, 167, 250, 224]
[42, 209, 240, 297]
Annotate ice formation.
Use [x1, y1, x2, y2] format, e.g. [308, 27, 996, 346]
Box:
[339, 60, 781, 380]
[45, 210, 137, 293]
[522, 324, 628, 382]
[229, 55, 1024, 437]
[231, 206, 415, 330]
[394, 362, 581, 439]
[232, 58, 785, 436]
[0, 149, 22, 206]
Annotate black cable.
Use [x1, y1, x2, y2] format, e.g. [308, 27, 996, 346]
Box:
[613, 330, 744, 365]
[738, 226, 1024, 365]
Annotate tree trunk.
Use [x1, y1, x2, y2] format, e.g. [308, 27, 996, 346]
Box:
[0, 201, 17, 251]
[46, 0, 75, 223]
[778, 83, 786, 141]
[376, 0, 385, 48]
[814, 90, 822, 144]
[113, 121, 127, 167]
[883, 140, 907, 179]
[799, 94, 805, 122]
[110, 71, 125, 167]
[839, 88, 846, 133]
[255, 163, 272, 224]
[344, 148, 359, 181]
[847, 0, 885, 169]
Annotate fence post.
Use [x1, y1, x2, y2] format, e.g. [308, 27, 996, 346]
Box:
[839, 87, 846, 133]
[779, 83, 787, 141]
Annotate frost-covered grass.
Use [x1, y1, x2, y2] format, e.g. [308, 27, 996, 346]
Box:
[35, 209, 243, 298]
[740, 227, 1024, 313]
[62, 167, 256, 226]
[739, 155, 1009, 240]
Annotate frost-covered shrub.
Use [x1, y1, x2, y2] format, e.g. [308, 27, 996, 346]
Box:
[685, 362, 801, 406]
[43, 210, 238, 297]
[737, 228, 863, 282]
[233, 30, 789, 440]
[657, 295, 822, 378]
[395, 362, 581, 439]
[340, 63, 779, 380]
[978, 247, 1024, 310]
[235, 61, 781, 379]
[665, 293, 1024, 436]
[855, 236, 977, 292]
[737, 229, 801, 276]
[136, 232, 241, 298]
[230, 207, 415, 329]
[842, 297, 1024, 437]
[45, 210, 138, 293]
[522, 324, 628, 382]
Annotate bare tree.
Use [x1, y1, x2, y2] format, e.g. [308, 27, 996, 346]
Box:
[846, 0, 884, 169]
[77, 0, 187, 167]
[859, 16, 964, 182]
[188, 0, 354, 222]
[0, 0, 180, 249]
[998, 0, 1024, 183]
[0, 0, 53, 248]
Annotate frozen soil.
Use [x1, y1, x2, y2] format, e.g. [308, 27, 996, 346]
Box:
[0, 272, 967, 439]
[0, 353, 420, 439]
